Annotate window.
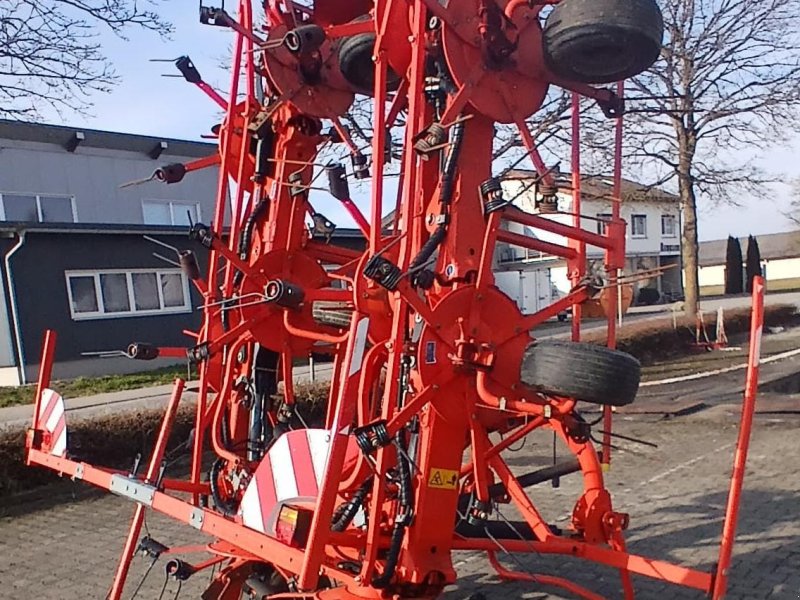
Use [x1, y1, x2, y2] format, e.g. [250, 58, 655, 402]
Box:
[0, 193, 76, 223]
[596, 213, 612, 235]
[142, 200, 201, 226]
[661, 214, 677, 238]
[65, 269, 191, 320]
[631, 214, 647, 238]
[100, 273, 131, 313]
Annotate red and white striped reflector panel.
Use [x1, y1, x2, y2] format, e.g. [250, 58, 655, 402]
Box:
[37, 388, 67, 457]
[240, 428, 332, 535]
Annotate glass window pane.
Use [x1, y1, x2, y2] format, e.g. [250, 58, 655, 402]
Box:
[3, 194, 39, 222]
[172, 204, 197, 227]
[69, 276, 98, 313]
[662, 215, 676, 236]
[596, 214, 611, 235]
[100, 273, 131, 312]
[632, 215, 647, 236]
[132, 272, 160, 310]
[142, 202, 172, 225]
[160, 273, 185, 307]
[40, 196, 74, 223]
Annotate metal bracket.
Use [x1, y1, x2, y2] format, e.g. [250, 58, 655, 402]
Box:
[73, 464, 84, 481]
[189, 508, 205, 530]
[109, 474, 156, 507]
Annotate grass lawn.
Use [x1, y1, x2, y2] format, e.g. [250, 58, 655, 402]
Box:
[0, 364, 196, 409]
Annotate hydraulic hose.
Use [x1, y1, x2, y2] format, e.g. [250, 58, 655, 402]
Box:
[238, 197, 270, 259]
[408, 118, 465, 274]
[332, 478, 373, 532]
[233, 197, 270, 288]
[248, 347, 279, 461]
[372, 438, 414, 588]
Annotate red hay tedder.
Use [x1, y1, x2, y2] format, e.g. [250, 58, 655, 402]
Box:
[25, 1, 767, 598]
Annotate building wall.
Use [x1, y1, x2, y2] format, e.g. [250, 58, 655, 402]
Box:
[699, 257, 800, 295]
[500, 181, 682, 299]
[0, 231, 207, 382]
[699, 264, 726, 287]
[501, 182, 680, 257]
[764, 257, 800, 281]
[0, 139, 219, 225]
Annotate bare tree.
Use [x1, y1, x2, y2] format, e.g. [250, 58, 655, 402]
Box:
[790, 179, 800, 226]
[595, 0, 800, 314]
[0, 0, 171, 119]
[338, 87, 576, 169]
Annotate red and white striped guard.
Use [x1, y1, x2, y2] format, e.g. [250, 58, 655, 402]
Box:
[37, 388, 67, 457]
[240, 428, 332, 535]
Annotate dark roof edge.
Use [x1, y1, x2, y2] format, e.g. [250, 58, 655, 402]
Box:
[0, 119, 216, 156]
[0, 221, 364, 238]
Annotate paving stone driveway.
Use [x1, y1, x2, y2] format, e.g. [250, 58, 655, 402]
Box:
[1, 419, 798, 599]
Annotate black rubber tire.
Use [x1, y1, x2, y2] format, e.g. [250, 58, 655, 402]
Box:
[542, 0, 664, 84]
[338, 32, 401, 94]
[312, 301, 353, 329]
[520, 339, 641, 406]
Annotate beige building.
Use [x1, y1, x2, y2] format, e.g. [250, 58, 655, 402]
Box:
[500, 170, 683, 303]
[698, 231, 800, 295]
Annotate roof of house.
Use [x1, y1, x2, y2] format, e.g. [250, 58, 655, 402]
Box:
[699, 230, 800, 267]
[503, 169, 680, 203]
[0, 119, 217, 159]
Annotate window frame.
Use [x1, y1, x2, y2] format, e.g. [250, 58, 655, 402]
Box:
[142, 199, 202, 226]
[630, 214, 648, 238]
[0, 191, 78, 223]
[596, 213, 612, 236]
[661, 214, 678, 238]
[65, 268, 192, 321]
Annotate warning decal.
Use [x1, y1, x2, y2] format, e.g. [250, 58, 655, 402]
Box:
[427, 468, 460, 490]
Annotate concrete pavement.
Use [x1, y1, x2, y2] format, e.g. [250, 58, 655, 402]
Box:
[2, 419, 797, 598]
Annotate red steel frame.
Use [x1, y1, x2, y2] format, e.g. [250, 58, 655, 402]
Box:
[24, 1, 767, 598]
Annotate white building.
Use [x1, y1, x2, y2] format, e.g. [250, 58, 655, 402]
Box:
[698, 231, 800, 295]
[498, 170, 683, 303]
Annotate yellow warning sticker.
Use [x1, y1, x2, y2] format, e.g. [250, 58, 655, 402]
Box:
[428, 468, 459, 490]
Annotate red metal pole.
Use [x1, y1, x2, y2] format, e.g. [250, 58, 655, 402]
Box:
[191, 0, 246, 503]
[195, 81, 228, 110]
[108, 378, 185, 600]
[223, 0, 256, 296]
[711, 275, 765, 600]
[369, 9, 389, 253]
[298, 315, 369, 589]
[516, 118, 556, 188]
[570, 93, 583, 341]
[602, 80, 625, 466]
[340, 197, 371, 237]
[32, 330, 57, 429]
[496, 229, 578, 260]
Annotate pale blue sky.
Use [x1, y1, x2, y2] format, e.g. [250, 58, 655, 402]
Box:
[38, 3, 799, 241]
